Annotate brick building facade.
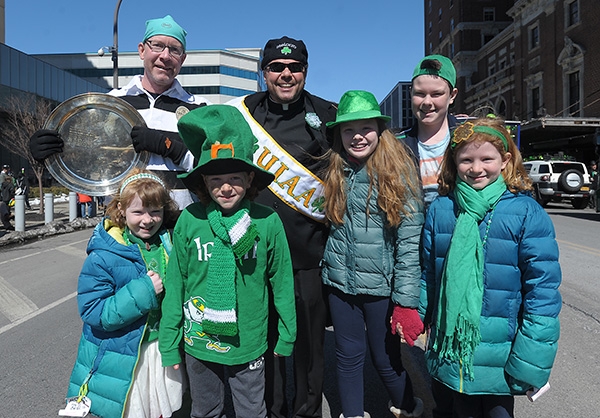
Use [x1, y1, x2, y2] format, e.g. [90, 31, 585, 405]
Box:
[425, 0, 600, 159]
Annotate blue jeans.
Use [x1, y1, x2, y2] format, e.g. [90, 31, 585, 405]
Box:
[327, 287, 416, 417]
[80, 202, 91, 217]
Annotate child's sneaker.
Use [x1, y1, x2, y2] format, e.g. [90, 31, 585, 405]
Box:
[388, 397, 423, 417]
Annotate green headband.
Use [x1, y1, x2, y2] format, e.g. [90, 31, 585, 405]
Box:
[120, 173, 166, 195]
[451, 122, 509, 151]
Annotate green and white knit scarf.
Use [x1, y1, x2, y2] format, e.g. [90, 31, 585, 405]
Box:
[203, 199, 258, 336]
[433, 176, 506, 380]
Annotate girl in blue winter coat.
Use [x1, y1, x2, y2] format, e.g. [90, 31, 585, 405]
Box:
[64, 169, 184, 418]
[420, 117, 562, 418]
[321, 90, 425, 418]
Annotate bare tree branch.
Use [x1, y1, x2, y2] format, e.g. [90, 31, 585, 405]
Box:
[0, 93, 55, 213]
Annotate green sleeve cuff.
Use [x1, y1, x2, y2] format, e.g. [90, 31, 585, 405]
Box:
[274, 339, 294, 357]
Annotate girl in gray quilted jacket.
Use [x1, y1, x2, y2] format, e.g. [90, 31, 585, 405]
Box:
[321, 90, 425, 418]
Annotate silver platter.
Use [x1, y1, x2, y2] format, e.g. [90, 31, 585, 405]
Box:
[44, 93, 148, 196]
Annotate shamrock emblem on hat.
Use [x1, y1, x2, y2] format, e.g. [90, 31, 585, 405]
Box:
[280, 46, 292, 55]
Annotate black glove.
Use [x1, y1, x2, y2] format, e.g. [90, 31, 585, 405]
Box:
[29, 129, 64, 162]
[130, 126, 188, 165]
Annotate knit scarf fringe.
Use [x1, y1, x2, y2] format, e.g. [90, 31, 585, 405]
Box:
[203, 200, 257, 336]
[433, 313, 482, 380]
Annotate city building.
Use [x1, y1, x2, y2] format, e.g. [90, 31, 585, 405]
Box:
[0, 43, 106, 170]
[380, 81, 414, 131]
[421, 0, 600, 160]
[33, 48, 263, 105]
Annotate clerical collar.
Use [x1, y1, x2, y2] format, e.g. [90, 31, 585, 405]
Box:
[267, 94, 304, 114]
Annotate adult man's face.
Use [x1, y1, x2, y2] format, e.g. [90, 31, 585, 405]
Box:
[138, 35, 187, 94]
[263, 59, 307, 104]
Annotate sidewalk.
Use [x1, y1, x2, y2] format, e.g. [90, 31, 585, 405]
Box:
[0, 199, 100, 248]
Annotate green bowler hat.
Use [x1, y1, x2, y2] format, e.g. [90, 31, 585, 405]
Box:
[326, 90, 391, 128]
[177, 105, 274, 190]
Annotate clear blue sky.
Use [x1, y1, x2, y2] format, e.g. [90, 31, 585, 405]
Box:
[5, 0, 425, 104]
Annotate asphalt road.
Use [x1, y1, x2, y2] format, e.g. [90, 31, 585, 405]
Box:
[0, 202, 599, 417]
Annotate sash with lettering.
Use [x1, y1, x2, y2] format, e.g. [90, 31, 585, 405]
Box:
[229, 96, 326, 223]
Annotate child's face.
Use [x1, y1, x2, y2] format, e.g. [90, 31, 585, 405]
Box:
[119, 193, 164, 240]
[204, 171, 254, 214]
[454, 140, 511, 190]
[411, 75, 457, 128]
[340, 118, 379, 162]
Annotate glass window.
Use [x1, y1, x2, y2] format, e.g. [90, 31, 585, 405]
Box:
[568, 71, 580, 116]
[19, 53, 29, 91]
[567, 0, 580, 27]
[36, 60, 45, 97]
[483, 7, 495, 21]
[532, 87, 540, 118]
[0, 45, 10, 86]
[530, 25, 540, 50]
[10, 49, 20, 88]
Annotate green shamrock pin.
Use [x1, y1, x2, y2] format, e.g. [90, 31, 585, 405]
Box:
[280, 46, 292, 55]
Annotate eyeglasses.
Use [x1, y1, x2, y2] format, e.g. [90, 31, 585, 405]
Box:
[265, 62, 306, 73]
[145, 40, 184, 58]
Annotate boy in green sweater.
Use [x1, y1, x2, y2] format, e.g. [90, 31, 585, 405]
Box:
[159, 105, 297, 417]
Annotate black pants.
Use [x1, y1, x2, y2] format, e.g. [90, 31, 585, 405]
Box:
[266, 268, 327, 418]
[432, 378, 515, 418]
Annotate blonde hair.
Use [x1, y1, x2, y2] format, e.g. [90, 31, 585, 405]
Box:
[323, 121, 421, 227]
[105, 168, 179, 228]
[438, 117, 532, 195]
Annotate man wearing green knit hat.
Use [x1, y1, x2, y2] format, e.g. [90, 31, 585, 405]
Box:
[29, 14, 210, 210]
[159, 105, 297, 418]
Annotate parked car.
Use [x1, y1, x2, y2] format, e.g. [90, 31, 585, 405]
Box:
[524, 159, 592, 209]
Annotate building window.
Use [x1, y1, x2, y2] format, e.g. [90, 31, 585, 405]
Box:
[429, 21, 432, 34]
[483, 7, 495, 21]
[568, 71, 581, 116]
[529, 24, 540, 50]
[428, 0, 432, 14]
[450, 0, 454, 7]
[439, 8, 442, 22]
[451, 18, 454, 32]
[531, 87, 540, 118]
[439, 31, 443, 41]
[566, 0, 580, 27]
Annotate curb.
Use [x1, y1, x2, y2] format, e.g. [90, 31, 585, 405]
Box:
[0, 216, 99, 248]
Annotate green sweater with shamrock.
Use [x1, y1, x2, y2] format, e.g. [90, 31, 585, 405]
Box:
[159, 200, 297, 366]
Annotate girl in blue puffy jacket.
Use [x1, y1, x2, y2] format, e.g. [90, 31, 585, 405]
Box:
[321, 90, 425, 418]
[64, 169, 184, 418]
[420, 117, 561, 418]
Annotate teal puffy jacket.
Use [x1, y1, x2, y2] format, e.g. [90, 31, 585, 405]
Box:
[321, 163, 424, 307]
[419, 190, 561, 395]
[67, 220, 169, 418]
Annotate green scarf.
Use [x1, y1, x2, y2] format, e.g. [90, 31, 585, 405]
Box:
[204, 199, 258, 336]
[433, 176, 506, 380]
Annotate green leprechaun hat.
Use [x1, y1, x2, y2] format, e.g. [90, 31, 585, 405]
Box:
[177, 105, 274, 190]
